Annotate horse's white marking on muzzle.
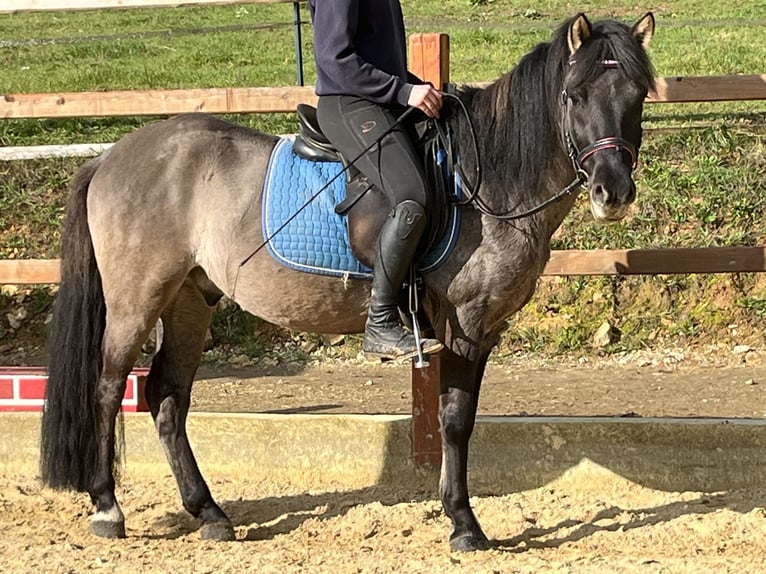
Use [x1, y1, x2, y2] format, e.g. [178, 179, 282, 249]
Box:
[590, 200, 631, 222]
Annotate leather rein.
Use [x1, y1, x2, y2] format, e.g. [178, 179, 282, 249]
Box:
[442, 58, 638, 221]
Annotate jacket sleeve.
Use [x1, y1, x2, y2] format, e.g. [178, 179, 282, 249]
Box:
[311, 0, 413, 106]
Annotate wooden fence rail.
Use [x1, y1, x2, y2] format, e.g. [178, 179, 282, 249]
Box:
[1, 87, 317, 119]
[4, 247, 765, 286]
[3, 75, 766, 119]
[2, 0, 299, 14]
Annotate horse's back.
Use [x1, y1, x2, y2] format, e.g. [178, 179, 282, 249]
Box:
[92, 112, 276, 205]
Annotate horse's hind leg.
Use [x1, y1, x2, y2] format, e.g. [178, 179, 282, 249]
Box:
[144, 270, 234, 541]
[90, 284, 179, 538]
[90, 352, 132, 539]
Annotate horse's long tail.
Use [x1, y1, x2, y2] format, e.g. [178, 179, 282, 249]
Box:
[40, 156, 107, 491]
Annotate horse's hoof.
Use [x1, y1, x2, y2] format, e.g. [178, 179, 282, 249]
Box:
[200, 521, 236, 541]
[91, 520, 126, 539]
[450, 533, 491, 552]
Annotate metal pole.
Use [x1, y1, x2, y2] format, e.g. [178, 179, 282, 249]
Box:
[293, 2, 304, 86]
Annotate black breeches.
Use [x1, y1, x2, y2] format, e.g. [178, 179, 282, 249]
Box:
[316, 95, 428, 207]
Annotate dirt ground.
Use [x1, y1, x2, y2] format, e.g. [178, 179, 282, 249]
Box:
[190, 345, 766, 419]
[3, 466, 766, 572]
[2, 346, 766, 572]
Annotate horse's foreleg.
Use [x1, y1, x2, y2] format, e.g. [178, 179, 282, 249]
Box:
[145, 278, 234, 541]
[438, 350, 490, 552]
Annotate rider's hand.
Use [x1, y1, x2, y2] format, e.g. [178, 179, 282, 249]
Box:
[407, 83, 443, 118]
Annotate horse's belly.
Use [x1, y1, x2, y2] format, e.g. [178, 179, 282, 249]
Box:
[228, 255, 370, 334]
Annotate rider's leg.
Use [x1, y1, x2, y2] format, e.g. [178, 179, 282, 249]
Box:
[317, 95, 444, 360]
[363, 199, 443, 359]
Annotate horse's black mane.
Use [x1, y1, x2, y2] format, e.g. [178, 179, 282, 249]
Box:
[449, 15, 655, 199]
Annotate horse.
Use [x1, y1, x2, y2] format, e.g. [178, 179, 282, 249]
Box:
[39, 12, 656, 552]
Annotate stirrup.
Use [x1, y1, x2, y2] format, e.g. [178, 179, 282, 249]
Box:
[407, 267, 441, 368]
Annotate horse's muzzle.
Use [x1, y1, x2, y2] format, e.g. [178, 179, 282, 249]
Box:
[587, 174, 636, 221]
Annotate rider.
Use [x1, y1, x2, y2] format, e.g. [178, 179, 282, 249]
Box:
[307, 0, 445, 361]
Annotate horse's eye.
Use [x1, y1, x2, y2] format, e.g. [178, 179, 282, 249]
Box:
[567, 92, 584, 105]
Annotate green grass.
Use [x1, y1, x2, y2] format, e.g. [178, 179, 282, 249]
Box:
[0, 0, 765, 359]
[2, 3, 764, 143]
[554, 125, 766, 251]
[3, 3, 766, 89]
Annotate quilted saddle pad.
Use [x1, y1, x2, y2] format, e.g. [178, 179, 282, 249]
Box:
[262, 136, 459, 279]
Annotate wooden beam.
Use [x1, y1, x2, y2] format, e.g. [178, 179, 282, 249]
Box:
[2, 248, 764, 285]
[0, 143, 113, 161]
[408, 33, 450, 470]
[1, 86, 317, 119]
[469, 74, 766, 104]
[544, 246, 766, 276]
[410, 354, 442, 469]
[408, 33, 450, 90]
[1, 0, 297, 14]
[2, 74, 764, 120]
[647, 74, 766, 103]
[0, 259, 60, 284]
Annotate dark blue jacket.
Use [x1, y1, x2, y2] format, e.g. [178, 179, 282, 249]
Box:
[307, 0, 421, 106]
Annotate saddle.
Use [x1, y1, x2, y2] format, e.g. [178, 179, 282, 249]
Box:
[291, 103, 454, 266]
[292, 104, 341, 163]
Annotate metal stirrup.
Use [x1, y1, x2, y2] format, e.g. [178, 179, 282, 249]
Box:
[408, 267, 429, 369]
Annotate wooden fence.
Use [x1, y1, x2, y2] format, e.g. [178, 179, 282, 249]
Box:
[2, 54, 765, 283]
[2, 1, 766, 466]
[1, 0, 300, 14]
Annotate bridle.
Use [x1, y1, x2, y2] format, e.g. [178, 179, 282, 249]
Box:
[562, 59, 639, 185]
[449, 58, 640, 222]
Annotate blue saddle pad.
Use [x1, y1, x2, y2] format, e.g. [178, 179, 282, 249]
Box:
[262, 136, 459, 279]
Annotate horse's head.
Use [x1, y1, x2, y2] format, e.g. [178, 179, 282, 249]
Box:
[562, 12, 655, 221]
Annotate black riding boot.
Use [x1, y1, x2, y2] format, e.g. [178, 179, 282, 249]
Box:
[363, 200, 444, 361]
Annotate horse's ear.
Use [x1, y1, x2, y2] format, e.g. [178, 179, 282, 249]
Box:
[632, 12, 655, 51]
[567, 13, 592, 55]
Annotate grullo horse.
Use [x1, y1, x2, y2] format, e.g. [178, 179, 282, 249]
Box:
[41, 13, 655, 551]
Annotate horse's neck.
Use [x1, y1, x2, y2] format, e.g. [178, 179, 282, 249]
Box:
[533, 157, 583, 237]
[451, 103, 578, 243]
[489, 172, 580, 247]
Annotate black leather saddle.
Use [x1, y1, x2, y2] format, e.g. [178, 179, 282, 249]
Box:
[292, 103, 363, 187]
[292, 103, 341, 163]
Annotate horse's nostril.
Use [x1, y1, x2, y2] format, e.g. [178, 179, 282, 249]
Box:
[592, 184, 609, 205]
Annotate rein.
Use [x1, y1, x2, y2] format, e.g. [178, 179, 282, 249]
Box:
[442, 58, 638, 222]
[432, 93, 584, 222]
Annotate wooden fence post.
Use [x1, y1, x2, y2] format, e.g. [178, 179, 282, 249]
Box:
[408, 33, 449, 469]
